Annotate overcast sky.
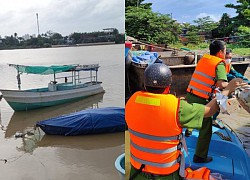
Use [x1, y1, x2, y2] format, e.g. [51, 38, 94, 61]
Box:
[0, 0, 125, 37]
[144, 0, 238, 24]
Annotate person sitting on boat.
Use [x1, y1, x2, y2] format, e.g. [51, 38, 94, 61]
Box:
[125, 63, 244, 180]
[185, 40, 231, 163]
[225, 48, 250, 85]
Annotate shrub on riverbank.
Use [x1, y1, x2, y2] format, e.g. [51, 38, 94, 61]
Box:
[171, 43, 250, 56]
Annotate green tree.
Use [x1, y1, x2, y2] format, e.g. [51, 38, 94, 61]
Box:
[126, 0, 144, 7]
[193, 16, 218, 33]
[126, 6, 181, 44]
[125, 0, 152, 9]
[235, 25, 250, 47]
[215, 13, 234, 38]
[70, 32, 82, 44]
[225, 0, 250, 46]
[225, 0, 250, 27]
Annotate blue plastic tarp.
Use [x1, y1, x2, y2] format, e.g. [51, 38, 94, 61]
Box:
[36, 107, 125, 136]
[131, 51, 159, 64]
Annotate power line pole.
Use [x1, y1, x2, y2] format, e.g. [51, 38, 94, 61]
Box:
[36, 13, 40, 36]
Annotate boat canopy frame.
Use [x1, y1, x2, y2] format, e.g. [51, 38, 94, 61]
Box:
[9, 63, 100, 90]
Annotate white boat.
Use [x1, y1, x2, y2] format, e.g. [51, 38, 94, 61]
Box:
[0, 64, 105, 111]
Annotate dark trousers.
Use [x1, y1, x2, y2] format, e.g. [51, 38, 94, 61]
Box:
[195, 116, 212, 158]
[129, 166, 182, 180]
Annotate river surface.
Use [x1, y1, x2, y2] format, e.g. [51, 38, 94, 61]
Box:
[0, 44, 124, 180]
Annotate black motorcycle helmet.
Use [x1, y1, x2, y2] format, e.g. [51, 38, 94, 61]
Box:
[144, 63, 172, 93]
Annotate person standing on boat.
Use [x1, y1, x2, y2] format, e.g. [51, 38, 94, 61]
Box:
[186, 40, 230, 163]
[125, 63, 244, 180]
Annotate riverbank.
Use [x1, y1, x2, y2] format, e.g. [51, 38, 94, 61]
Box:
[51, 41, 116, 48]
[0, 41, 122, 50]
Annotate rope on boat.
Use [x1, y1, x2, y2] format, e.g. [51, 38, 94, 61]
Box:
[213, 131, 232, 142]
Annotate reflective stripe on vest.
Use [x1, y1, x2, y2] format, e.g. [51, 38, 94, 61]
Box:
[125, 92, 182, 175]
[135, 95, 161, 106]
[188, 85, 213, 98]
[130, 153, 181, 168]
[187, 54, 224, 99]
[128, 128, 181, 141]
[130, 140, 180, 154]
[193, 70, 215, 81]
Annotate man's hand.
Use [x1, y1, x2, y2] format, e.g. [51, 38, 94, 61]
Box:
[223, 78, 247, 95]
[204, 78, 247, 117]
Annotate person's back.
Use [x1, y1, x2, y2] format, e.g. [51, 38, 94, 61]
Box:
[126, 63, 183, 179]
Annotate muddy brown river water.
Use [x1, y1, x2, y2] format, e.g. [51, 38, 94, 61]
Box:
[0, 44, 124, 180]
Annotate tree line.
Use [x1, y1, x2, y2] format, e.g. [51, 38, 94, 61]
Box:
[0, 28, 124, 50]
[125, 0, 250, 47]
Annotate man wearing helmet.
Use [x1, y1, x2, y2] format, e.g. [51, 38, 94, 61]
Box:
[125, 63, 244, 180]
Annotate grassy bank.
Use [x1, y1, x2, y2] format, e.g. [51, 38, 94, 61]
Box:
[171, 43, 250, 56]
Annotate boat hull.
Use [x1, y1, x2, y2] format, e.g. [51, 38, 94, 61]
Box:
[126, 60, 250, 99]
[1, 84, 104, 111]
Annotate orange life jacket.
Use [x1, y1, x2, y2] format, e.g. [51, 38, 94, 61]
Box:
[125, 91, 183, 175]
[225, 62, 231, 73]
[185, 167, 215, 180]
[187, 54, 225, 99]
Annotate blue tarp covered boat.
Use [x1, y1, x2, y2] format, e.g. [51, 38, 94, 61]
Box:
[36, 107, 125, 135]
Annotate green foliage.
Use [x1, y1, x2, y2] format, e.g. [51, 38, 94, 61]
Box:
[171, 42, 209, 50]
[126, 0, 144, 7]
[193, 16, 218, 33]
[125, 0, 152, 9]
[216, 13, 233, 37]
[225, 0, 250, 27]
[0, 28, 123, 50]
[230, 48, 250, 56]
[186, 32, 202, 45]
[235, 26, 250, 47]
[125, 5, 181, 45]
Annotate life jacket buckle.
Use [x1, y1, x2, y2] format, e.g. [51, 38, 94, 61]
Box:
[208, 92, 214, 98]
[177, 142, 182, 150]
[211, 85, 216, 89]
[177, 133, 183, 140]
